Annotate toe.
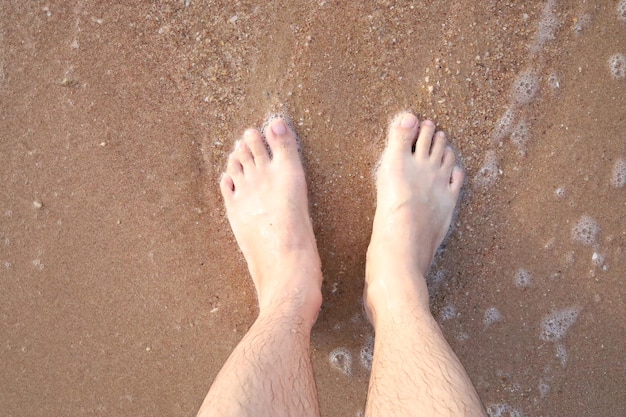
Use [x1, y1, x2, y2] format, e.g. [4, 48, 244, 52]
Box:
[244, 128, 270, 166]
[450, 166, 464, 194]
[442, 146, 456, 170]
[220, 173, 235, 198]
[387, 112, 419, 153]
[415, 119, 436, 159]
[234, 140, 255, 172]
[226, 153, 243, 177]
[265, 118, 299, 162]
[430, 131, 447, 163]
[226, 153, 245, 191]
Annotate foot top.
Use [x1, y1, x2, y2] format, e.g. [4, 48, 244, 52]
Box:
[219, 117, 321, 325]
[365, 113, 465, 325]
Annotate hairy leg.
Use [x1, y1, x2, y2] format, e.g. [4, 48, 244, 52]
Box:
[364, 113, 485, 417]
[197, 118, 322, 417]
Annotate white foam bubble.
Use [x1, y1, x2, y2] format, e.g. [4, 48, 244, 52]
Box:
[492, 107, 517, 143]
[609, 53, 626, 80]
[610, 157, 626, 188]
[474, 150, 500, 188]
[532, 0, 560, 52]
[511, 69, 540, 105]
[571, 215, 600, 246]
[555, 342, 568, 366]
[487, 404, 506, 416]
[514, 268, 532, 288]
[329, 347, 353, 376]
[359, 335, 374, 371]
[618, 0, 626, 21]
[510, 118, 531, 155]
[555, 187, 566, 198]
[591, 252, 605, 267]
[456, 331, 470, 342]
[540, 307, 580, 342]
[440, 304, 458, 321]
[487, 403, 526, 417]
[537, 0, 561, 46]
[484, 307, 503, 328]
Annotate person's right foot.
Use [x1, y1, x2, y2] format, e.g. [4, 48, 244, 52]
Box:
[364, 113, 464, 325]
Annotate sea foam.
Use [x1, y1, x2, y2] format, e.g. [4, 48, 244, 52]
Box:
[618, 0, 626, 21]
[571, 215, 600, 246]
[609, 53, 626, 80]
[514, 268, 532, 288]
[484, 307, 503, 328]
[540, 307, 580, 342]
[511, 70, 540, 105]
[611, 157, 626, 188]
[359, 335, 374, 371]
[329, 347, 353, 376]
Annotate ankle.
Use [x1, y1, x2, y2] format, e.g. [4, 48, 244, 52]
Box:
[257, 297, 322, 331]
[257, 276, 323, 328]
[364, 269, 431, 328]
[367, 234, 435, 277]
[368, 292, 433, 330]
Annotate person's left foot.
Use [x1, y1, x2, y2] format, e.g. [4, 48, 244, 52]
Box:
[220, 117, 322, 325]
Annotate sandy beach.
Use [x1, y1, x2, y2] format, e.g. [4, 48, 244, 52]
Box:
[1, 1, 625, 416]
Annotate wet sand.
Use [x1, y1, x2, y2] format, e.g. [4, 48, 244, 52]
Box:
[1, 1, 625, 416]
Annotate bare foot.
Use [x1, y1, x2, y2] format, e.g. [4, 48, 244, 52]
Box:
[220, 117, 322, 325]
[365, 113, 463, 325]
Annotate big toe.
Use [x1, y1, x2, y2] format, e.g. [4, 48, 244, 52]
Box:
[386, 112, 419, 154]
[264, 117, 300, 162]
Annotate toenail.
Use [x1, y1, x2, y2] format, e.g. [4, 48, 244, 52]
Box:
[271, 119, 287, 135]
[400, 114, 417, 129]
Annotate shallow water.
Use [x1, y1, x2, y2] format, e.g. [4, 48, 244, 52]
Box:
[1, 1, 624, 416]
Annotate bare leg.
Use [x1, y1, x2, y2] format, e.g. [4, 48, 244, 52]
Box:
[364, 113, 485, 417]
[197, 118, 322, 417]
